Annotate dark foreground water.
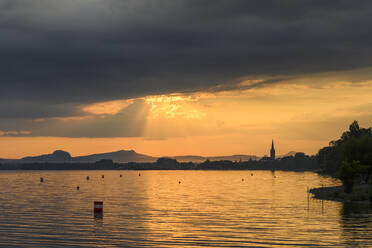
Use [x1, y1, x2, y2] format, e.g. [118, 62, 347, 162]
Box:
[0, 170, 371, 247]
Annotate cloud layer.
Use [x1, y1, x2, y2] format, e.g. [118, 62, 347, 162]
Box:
[2, 0, 372, 105]
[1, 0, 372, 140]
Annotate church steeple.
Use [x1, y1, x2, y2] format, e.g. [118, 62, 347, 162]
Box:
[270, 139, 275, 160]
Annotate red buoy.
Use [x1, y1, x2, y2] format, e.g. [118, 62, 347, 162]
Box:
[94, 201, 103, 213]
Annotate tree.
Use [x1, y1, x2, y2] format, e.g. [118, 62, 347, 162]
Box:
[342, 136, 372, 183]
[338, 160, 366, 193]
[156, 157, 179, 169]
[349, 120, 360, 137]
[318, 120, 372, 176]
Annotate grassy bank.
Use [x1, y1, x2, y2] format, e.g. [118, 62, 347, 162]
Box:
[310, 184, 372, 203]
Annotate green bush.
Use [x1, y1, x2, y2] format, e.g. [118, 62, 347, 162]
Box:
[338, 160, 365, 193]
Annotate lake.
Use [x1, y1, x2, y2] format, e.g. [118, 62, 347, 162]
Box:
[0, 170, 371, 247]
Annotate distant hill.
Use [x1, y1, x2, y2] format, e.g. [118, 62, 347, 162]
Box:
[21, 150, 72, 163]
[0, 158, 17, 163]
[208, 155, 258, 162]
[0, 150, 297, 164]
[73, 150, 156, 163]
[173, 154, 258, 163]
[1, 149, 156, 164]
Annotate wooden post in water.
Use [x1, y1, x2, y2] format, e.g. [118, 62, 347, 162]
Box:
[307, 186, 310, 211]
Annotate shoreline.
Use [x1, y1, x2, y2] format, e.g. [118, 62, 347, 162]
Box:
[0, 167, 320, 172]
[310, 184, 372, 203]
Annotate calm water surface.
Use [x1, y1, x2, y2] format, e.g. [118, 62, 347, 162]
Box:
[0, 170, 371, 247]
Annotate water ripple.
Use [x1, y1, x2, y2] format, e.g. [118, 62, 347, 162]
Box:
[0, 170, 370, 247]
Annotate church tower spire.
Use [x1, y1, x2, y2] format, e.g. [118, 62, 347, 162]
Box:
[270, 139, 275, 160]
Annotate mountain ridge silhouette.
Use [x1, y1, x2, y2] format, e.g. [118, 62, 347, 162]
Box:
[0, 150, 297, 163]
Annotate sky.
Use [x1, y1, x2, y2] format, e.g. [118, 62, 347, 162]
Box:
[1, 0, 372, 158]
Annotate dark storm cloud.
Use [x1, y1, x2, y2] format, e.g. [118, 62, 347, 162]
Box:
[1, 0, 372, 111]
[0, 100, 82, 119]
[29, 99, 150, 138]
[206, 78, 289, 93]
[0, 99, 150, 137]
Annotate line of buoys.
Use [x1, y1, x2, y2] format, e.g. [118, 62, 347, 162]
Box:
[37, 174, 131, 219]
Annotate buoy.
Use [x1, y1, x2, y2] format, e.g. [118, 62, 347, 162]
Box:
[86, 176, 90, 180]
[94, 201, 103, 213]
[102, 175, 104, 179]
[120, 174, 122, 177]
[40, 177, 44, 183]
[77, 186, 80, 190]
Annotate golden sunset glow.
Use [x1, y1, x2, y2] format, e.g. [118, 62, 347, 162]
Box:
[3, 2, 372, 247]
[145, 94, 204, 119]
[1, 71, 372, 159]
[82, 99, 133, 115]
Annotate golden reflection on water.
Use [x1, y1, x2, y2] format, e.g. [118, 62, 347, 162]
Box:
[0, 170, 370, 247]
[143, 171, 345, 247]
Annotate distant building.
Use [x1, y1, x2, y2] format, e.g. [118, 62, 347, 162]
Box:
[270, 139, 276, 160]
